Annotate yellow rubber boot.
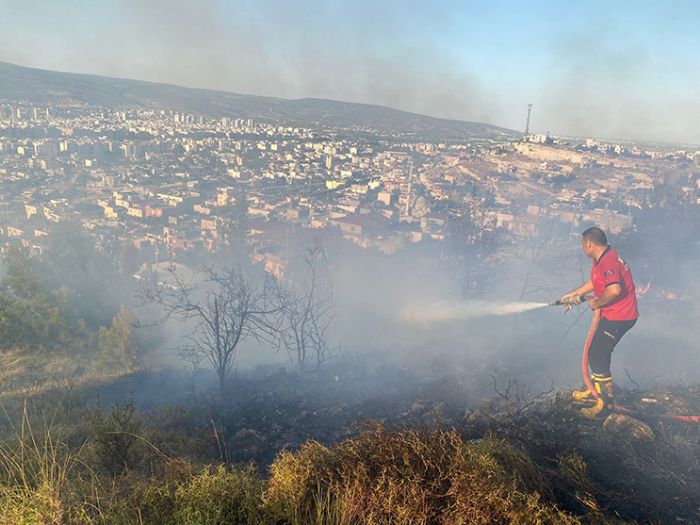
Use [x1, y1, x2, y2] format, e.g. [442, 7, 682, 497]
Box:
[581, 376, 613, 419]
[572, 385, 594, 401]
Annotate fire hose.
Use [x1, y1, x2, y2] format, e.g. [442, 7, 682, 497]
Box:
[553, 295, 700, 424]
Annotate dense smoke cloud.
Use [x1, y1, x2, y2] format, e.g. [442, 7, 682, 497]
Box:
[318, 229, 700, 392]
[121, 0, 496, 123]
[6, 1, 700, 142]
[536, 27, 700, 144]
[0, 0, 494, 123]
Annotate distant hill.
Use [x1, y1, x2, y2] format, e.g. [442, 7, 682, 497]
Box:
[0, 61, 516, 141]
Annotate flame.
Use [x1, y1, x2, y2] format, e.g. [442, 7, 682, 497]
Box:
[662, 290, 681, 301]
[635, 280, 686, 302]
[636, 280, 652, 296]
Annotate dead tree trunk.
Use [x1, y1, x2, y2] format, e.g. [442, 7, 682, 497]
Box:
[275, 245, 340, 370]
[143, 264, 281, 395]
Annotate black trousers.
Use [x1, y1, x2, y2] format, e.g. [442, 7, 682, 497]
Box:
[588, 317, 637, 378]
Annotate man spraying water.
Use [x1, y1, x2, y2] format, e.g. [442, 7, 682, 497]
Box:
[558, 227, 639, 419]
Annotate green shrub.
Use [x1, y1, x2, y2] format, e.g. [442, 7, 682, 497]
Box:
[87, 397, 141, 476]
[103, 462, 266, 525]
[173, 464, 266, 525]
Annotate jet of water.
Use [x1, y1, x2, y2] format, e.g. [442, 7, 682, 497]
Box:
[400, 300, 549, 323]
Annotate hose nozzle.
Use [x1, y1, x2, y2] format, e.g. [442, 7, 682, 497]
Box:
[550, 294, 584, 307]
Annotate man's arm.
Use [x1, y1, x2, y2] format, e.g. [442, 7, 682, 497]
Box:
[560, 279, 594, 303]
[588, 283, 622, 310]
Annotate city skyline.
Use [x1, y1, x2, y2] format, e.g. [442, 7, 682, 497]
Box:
[2, 0, 700, 144]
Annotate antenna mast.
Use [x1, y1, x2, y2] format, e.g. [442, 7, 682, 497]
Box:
[524, 104, 533, 136]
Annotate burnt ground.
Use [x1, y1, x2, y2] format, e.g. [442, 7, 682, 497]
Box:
[155, 367, 700, 524]
[4, 358, 699, 523]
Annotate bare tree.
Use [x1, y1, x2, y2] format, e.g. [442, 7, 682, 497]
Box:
[276, 246, 340, 370]
[145, 265, 282, 394]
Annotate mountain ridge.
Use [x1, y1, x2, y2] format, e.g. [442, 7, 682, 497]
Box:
[0, 61, 516, 140]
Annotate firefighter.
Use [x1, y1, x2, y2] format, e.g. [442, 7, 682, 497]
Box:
[559, 227, 639, 418]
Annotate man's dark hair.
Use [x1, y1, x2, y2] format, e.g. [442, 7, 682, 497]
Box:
[582, 226, 608, 246]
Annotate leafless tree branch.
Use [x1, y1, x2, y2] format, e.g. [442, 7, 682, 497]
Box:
[274, 245, 340, 370]
[142, 264, 284, 394]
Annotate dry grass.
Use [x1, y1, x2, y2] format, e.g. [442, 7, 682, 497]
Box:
[0, 403, 660, 524]
[263, 424, 623, 525]
[0, 402, 96, 525]
[0, 348, 133, 401]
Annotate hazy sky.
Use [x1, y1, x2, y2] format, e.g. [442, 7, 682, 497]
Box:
[2, 0, 700, 143]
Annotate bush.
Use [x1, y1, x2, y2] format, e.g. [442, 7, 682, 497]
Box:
[87, 397, 141, 476]
[264, 425, 620, 525]
[445, 437, 579, 524]
[105, 462, 266, 525]
[173, 464, 266, 525]
[264, 441, 337, 524]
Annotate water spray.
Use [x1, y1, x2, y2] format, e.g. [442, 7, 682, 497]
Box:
[401, 294, 591, 324]
[400, 300, 550, 323]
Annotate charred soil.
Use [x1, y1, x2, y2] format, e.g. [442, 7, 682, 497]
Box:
[0, 366, 699, 524]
